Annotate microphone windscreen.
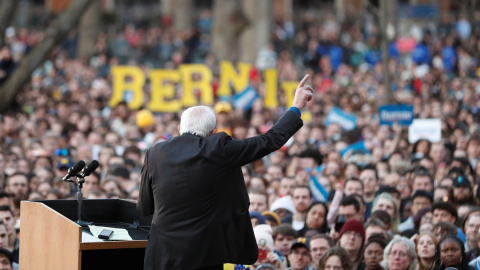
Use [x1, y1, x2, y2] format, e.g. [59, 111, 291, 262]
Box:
[71, 160, 86, 175]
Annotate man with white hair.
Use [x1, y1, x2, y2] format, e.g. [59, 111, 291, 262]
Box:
[138, 75, 314, 270]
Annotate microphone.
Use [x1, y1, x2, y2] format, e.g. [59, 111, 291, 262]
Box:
[80, 160, 99, 178]
[62, 160, 85, 181]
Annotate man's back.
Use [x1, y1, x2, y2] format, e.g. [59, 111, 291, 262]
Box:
[138, 74, 313, 269]
[138, 111, 303, 269]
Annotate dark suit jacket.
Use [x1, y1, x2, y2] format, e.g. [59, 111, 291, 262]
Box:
[137, 110, 303, 269]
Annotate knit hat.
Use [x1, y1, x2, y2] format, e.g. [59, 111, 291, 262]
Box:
[253, 224, 274, 252]
[338, 219, 365, 241]
[214, 101, 232, 114]
[136, 109, 155, 128]
[250, 211, 266, 224]
[270, 195, 296, 215]
[262, 211, 281, 226]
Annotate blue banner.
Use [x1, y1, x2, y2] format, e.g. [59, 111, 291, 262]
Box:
[379, 104, 414, 126]
[233, 86, 259, 110]
[340, 140, 371, 158]
[309, 176, 328, 202]
[325, 106, 357, 131]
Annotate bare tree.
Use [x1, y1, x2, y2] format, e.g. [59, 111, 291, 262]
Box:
[174, 0, 194, 32]
[211, 0, 249, 62]
[0, 0, 18, 48]
[77, 0, 103, 58]
[0, 0, 95, 112]
[239, 0, 272, 63]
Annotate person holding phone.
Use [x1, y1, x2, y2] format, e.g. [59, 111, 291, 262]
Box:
[250, 224, 284, 270]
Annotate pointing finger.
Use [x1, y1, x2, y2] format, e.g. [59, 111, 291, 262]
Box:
[298, 74, 310, 88]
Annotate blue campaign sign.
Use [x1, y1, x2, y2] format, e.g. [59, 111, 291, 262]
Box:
[340, 140, 371, 158]
[325, 106, 357, 131]
[233, 85, 259, 110]
[379, 104, 414, 126]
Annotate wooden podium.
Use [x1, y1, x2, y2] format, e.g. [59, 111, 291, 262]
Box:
[20, 199, 152, 270]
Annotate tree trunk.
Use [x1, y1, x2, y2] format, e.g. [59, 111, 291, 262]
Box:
[174, 0, 193, 32]
[77, 0, 102, 58]
[239, 0, 272, 64]
[211, 0, 246, 62]
[0, 0, 18, 48]
[0, 0, 95, 113]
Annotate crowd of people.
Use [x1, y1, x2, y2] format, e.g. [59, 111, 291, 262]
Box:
[1, 3, 480, 270]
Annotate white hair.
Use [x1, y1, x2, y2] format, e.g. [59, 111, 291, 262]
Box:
[179, 106, 216, 138]
[380, 235, 417, 270]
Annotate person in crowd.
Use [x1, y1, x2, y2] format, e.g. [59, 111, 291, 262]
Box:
[359, 164, 380, 219]
[251, 224, 285, 270]
[463, 212, 480, 254]
[249, 188, 270, 213]
[337, 219, 365, 269]
[278, 177, 296, 197]
[364, 218, 389, 242]
[432, 222, 458, 240]
[432, 201, 466, 242]
[371, 192, 400, 234]
[0, 206, 17, 264]
[4, 174, 28, 201]
[415, 232, 438, 270]
[358, 235, 388, 270]
[399, 191, 433, 232]
[434, 235, 472, 270]
[0, 247, 15, 270]
[287, 237, 312, 270]
[317, 246, 353, 270]
[250, 211, 267, 227]
[298, 202, 328, 237]
[451, 175, 477, 207]
[380, 235, 417, 270]
[263, 211, 281, 229]
[309, 234, 334, 270]
[282, 185, 313, 232]
[411, 167, 434, 194]
[273, 224, 298, 261]
[271, 195, 296, 219]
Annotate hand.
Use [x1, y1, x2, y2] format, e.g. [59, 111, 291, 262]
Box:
[292, 74, 314, 111]
[266, 251, 282, 269]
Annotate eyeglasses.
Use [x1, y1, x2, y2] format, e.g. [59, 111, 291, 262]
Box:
[343, 230, 362, 239]
[390, 251, 408, 258]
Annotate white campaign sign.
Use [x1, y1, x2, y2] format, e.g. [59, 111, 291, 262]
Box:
[408, 118, 442, 143]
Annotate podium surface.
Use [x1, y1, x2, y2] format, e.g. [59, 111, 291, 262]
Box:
[20, 199, 152, 270]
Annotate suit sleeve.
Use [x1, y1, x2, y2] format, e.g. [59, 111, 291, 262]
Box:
[137, 149, 154, 216]
[222, 110, 303, 167]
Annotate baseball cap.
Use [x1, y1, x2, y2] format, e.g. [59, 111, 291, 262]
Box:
[136, 109, 155, 128]
[214, 102, 232, 114]
[290, 237, 310, 250]
[453, 175, 471, 188]
[57, 157, 75, 170]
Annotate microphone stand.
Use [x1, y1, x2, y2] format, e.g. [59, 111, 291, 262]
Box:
[75, 174, 92, 226]
[64, 175, 91, 226]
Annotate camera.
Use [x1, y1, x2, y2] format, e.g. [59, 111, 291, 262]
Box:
[258, 247, 267, 261]
[335, 215, 346, 232]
